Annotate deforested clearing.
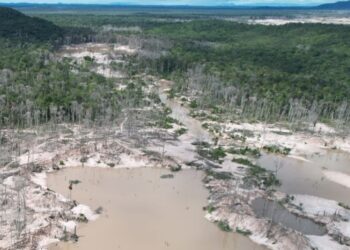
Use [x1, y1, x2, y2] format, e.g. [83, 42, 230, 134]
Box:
[1, 4, 350, 250]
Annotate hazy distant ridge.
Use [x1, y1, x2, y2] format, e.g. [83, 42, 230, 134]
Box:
[317, 0, 350, 9]
[0, 1, 350, 11]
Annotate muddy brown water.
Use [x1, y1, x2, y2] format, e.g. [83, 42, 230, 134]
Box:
[257, 150, 350, 205]
[252, 197, 327, 236]
[48, 167, 266, 250]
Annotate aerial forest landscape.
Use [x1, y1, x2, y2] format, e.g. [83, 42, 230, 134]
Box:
[1, 0, 350, 249]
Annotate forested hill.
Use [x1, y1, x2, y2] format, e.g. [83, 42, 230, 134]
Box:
[0, 7, 63, 42]
[318, 0, 350, 9]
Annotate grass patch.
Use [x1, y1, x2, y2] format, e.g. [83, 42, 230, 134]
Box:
[157, 114, 181, 129]
[263, 145, 291, 155]
[198, 146, 226, 162]
[210, 105, 224, 114]
[232, 158, 255, 166]
[205, 169, 233, 180]
[206, 114, 220, 121]
[230, 133, 246, 142]
[227, 146, 261, 157]
[192, 140, 211, 147]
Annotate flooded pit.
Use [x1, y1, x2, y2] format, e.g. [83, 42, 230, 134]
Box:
[307, 150, 350, 176]
[48, 167, 266, 250]
[257, 150, 350, 206]
[252, 197, 327, 236]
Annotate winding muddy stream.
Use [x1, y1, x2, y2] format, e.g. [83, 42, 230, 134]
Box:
[258, 150, 350, 205]
[48, 167, 266, 250]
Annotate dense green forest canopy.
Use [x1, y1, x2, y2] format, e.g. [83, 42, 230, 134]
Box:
[0, 39, 126, 127]
[0, 7, 63, 42]
[0, 9, 133, 127]
[147, 20, 350, 104]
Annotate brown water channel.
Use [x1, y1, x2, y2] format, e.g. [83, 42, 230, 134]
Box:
[257, 150, 350, 205]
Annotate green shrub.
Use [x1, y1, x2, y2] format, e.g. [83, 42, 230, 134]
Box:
[210, 146, 226, 160]
[217, 220, 232, 232]
[203, 204, 216, 213]
[189, 100, 198, 108]
[167, 88, 176, 99]
[232, 158, 254, 166]
[107, 163, 115, 168]
[175, 127, 187, 136]
[236, 227, 252, 236]
[170, 164, 182, 172]
[77, 213, 88, 223]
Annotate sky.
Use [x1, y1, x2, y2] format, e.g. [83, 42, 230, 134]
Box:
[0, 0, 340, 6]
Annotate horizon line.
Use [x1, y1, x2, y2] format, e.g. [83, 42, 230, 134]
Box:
[0, 2, 334, 7]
